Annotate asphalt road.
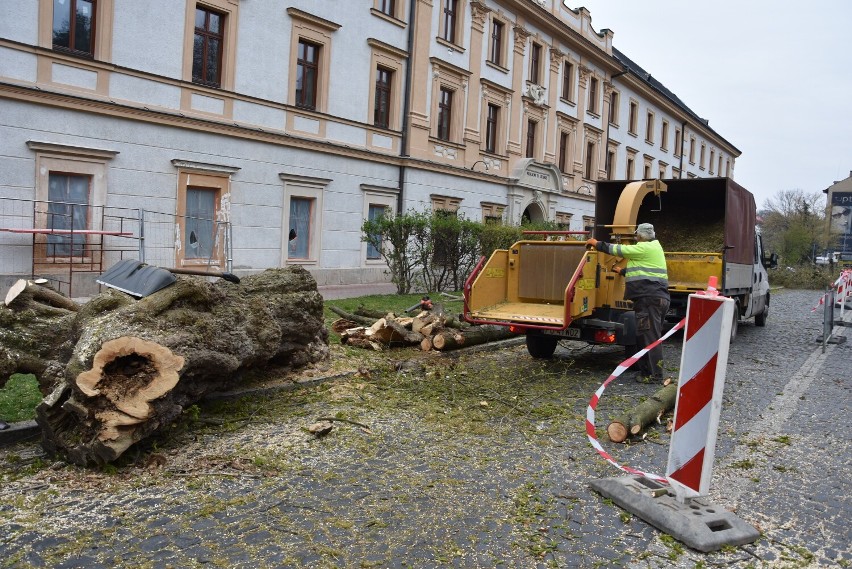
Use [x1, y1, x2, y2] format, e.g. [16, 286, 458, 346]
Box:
[1, 288, 850, 568]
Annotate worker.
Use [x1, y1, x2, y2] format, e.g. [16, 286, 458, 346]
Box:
[586, 223, 670, 381]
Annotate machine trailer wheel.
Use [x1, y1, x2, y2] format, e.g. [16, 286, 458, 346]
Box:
[526, 334, 558, 359]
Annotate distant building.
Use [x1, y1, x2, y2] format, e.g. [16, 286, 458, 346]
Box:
[824, 171, 852, 256]
[0, 1, 740, 293]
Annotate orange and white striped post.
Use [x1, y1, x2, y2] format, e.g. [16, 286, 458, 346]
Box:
[666, 277, 735, 500]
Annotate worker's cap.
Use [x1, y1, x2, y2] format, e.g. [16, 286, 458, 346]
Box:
[635, 223, 655, 239]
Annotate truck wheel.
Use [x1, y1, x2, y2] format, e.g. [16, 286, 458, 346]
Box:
[526, 335, 558, 359]
[755, 304, 768, 327]
[730, 304, 740, 342]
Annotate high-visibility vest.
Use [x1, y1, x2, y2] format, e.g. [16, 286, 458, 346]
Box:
[600, 240, 669, 299]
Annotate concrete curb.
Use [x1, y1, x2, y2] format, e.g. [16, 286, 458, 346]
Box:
[0, 420, 40, 447]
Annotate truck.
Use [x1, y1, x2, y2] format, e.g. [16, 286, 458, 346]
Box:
[463, 178, 772, 358]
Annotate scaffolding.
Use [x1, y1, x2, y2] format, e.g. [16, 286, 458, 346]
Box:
[0, 197, 232, 297]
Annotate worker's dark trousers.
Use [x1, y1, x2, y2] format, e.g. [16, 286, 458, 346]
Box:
[633, 296, 670, 379]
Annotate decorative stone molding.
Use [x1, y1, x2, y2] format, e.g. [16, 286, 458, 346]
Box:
[603, 81, 615, 97]
[578, 65, 592, 87]
[470, 0, 490, 26]
[513, 26, 531, 53]
[549, 48, 563, 71]
[524, 83, 547, 107]
[433, 145, 458, 159]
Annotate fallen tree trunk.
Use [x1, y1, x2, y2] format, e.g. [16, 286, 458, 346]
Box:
[34, 266, 329, 466]
[431, 325, 514, 351]
[0, 280, 86, 392]
[607, 383, 677, 443]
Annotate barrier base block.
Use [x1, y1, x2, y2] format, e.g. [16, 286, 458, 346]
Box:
[589, 475, 759, 553]
[815, 334, 847, 344]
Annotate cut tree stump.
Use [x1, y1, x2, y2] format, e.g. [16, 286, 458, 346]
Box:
[31, 266, 329, 466]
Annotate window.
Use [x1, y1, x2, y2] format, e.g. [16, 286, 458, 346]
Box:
[674, 128, 682, 156]
[709, 149, 715, 174]
[645, 111, 655, 144]
[288, 198, 312, 260]
[530, 42, 542, 84]
[374, 66, 393, 128]
[437, 87, 453, 141]
[362, 186, 397, 263]
[562, 61, 574, 101]
[175, 164, 235, 268]
[718, 155, 723, 176]
[184, 187, 218, 260]
[29, 141, 117, 269]
[431, 196, 461, 267]
[558, 131, 570, 173]
[46, 174, 91, 257]
[583, 216, 595, 235]
[643, 163, 651, 179]
[699, 142, 706, 169]
[482, 202, 505, 224]
[281, 174, 328, 265]
[441, 0, 458, 43]
[672, 166, 681, 178]
[584, 140, 596, 179]
[659, 163, 667, 179]
[626, 155, 635, 180]
[661, 120, 669, 151]
[725, 159, 730, 176]
[485, 103, 499, 154]
[587, 76, 598, 113]
[628, 101, 638, 134]
[53, 0, 96, 57]
[489, 19, 504, 66]
[526, 119, 537, 158]
[689, 136, 696, 163]
[288, 9, 339, 113]
[378, 0, 395, 17]
[296, 39, 320, 109]
[192, 6, 225, 87]
[609, 91, 620, 125]
[555, 212, 572, 229]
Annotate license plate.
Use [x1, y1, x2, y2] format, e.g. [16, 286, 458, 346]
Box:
[543, 327, 581, 339]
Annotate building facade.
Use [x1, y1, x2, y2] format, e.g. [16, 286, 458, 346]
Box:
[824, 172, 852, 259]
[0, 0, 740, 293]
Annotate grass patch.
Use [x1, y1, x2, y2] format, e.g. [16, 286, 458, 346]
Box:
[0, 374, 42, 422]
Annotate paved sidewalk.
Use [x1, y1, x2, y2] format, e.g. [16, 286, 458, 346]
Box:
[316, 282, 397, 300]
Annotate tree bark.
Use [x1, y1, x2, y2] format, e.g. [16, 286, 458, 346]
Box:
[607, 383, 677, 443]
[328, 305, 375, 326]
[0, 280, 85, 392]
[33, 266, 329, 466]
[430, 325, 514, 351]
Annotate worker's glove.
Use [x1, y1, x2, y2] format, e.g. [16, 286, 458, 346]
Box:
[585, 238, 598, 249]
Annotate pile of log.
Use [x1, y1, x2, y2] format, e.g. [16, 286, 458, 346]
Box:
[0, 266, 329, 466]
[329, 305, 513, 352]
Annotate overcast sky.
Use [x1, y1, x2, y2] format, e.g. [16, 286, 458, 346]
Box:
[569, 0, 852, 209]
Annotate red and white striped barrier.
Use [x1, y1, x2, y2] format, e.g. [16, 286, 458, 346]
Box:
[811, 269, 852, 312]
[665, 285, 735, 499]
[585, 318, 686, 484]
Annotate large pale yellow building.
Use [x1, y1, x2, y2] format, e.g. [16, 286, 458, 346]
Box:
[0, 0, 739, 293]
